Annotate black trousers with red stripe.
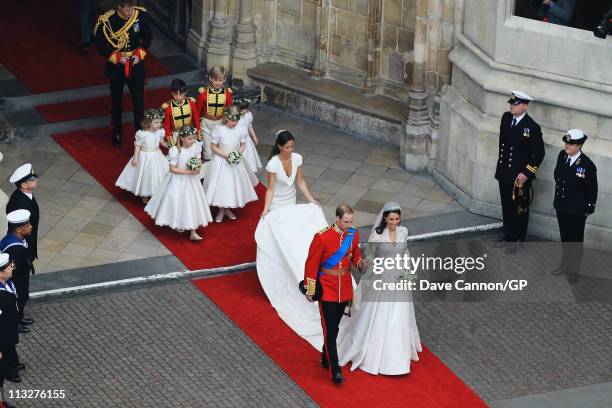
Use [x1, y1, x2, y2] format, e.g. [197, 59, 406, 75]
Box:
[319, 300, 348, 375]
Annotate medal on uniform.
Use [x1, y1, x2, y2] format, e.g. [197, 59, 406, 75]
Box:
[523, 128, 530, 138]
[576, 167, 585, 178]
[134, 20, 140, 32]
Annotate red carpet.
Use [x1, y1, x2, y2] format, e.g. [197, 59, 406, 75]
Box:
[0, 0, 169, 93]
[194, 271, 488, 408]
[53, 126, 265, 270]
[37, 88, 170, 123]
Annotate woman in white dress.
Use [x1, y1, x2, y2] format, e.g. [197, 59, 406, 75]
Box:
[205, 106, 259, 223]
[144, 125, 212, 241]
[236, 99, 262, 172]
[255, 130, 328, 349]
[337, 202, 422, 375]
[115, 109, 169, 203]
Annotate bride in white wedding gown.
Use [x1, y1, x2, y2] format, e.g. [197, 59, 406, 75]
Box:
[256, 138, 422, 375]
[337, 202, 422, 375]
[255, 130, 328, 349]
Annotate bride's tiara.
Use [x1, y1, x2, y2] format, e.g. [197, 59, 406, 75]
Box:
[275, 129, 288, 138]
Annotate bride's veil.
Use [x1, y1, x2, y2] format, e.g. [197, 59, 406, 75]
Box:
[369, 201, 402, 241]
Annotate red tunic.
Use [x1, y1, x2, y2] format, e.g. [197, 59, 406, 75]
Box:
[303, 225, 363, 303]
[161, 97, 201, 145]
[196, 86, 233, 120]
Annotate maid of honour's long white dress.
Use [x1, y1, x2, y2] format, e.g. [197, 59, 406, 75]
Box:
[254, 153, 328, 349]
[256, 154, 422, 375]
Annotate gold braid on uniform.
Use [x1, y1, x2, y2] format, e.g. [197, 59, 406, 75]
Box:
[94, 7, 146, 51]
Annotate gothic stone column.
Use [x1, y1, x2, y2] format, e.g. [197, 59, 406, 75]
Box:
[401, 0, 431, 172]
[203, 0, 231, 70]
[232, 0, 258, 85]
[187, 0, 212, 64]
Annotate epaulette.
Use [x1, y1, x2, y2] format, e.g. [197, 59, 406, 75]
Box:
[161, 101, 170, 109]
[316, 225, 332, 235]
[198, 87, 206, 94]
[135, 6, 147, 12]
[97, 9, 115, 23]
[227, 88, 233, 94]
[189, 97, 196, 102]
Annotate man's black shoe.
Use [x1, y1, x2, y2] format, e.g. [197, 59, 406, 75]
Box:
[5, 375, 21, 383]
[17, 363, 26, 370]
[550, 268, 564, 276]
[332, 372, 344, 384]
[20, 318, 33, 326]
[17, 325, 30, 334]
[112, 132, 122, 147]
[492, 238, 509, 248]
[568, 275, 578, 284]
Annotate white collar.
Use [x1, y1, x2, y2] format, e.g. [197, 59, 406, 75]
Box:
[512, 112, 527, 125]
[23, 192, 33, 200]
[568, 151, 582, 166]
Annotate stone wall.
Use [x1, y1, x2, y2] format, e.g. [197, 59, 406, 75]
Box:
[183, 0, 419, 100]
[436, 0, 612, 251]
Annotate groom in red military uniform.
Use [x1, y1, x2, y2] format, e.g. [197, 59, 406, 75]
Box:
[302, 204, 366, 384]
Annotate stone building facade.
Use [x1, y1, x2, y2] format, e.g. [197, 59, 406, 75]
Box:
[154, 0, 612, 248]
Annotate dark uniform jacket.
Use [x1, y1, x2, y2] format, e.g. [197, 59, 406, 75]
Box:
[0, 235, 31, 303]
[553, 150, 598, 215]
[94, 7, 153, 81]
[6, 190, 39, 261]
[0, 281, 20, 351]
[495, 112, 545, 183]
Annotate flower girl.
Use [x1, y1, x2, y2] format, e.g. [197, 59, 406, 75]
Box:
[145, 125, 212, 241]
[115, 109, 169, 203]
[205, 106, 259, 223]
[236, 99, 262, 172]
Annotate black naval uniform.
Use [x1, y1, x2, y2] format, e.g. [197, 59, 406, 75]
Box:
[0, 239, 31, 322]
[0, 280, 20, 384]
[553, 150, 597, 279]
[495, 112, 545, 242]
[6, 191, 39, 265]
[94, 7, 153, 144]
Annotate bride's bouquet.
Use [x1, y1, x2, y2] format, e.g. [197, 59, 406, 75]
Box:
[186, 156, 202, 171]
[227, 151, 242, 166]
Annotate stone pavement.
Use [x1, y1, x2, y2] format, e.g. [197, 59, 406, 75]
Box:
[8, 281, 316, 408]
[0, 105, 459, 275]
[6, 231, 612, 407]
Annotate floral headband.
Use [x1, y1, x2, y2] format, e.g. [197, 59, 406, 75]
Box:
[178, 125, 197, 137]
[224, 109, 242, 121]
[143, 108, 164, 120]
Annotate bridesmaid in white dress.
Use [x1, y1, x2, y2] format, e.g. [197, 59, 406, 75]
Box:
[205, 106, 259, 223]
[255, 130, 328, 349]
[236, 99, 262, 172]
[337, 202, 422, 375]
[115, 109, 169, 203]
[144, 126, 212, 241]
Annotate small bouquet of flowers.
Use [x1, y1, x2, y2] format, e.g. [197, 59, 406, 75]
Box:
[227, 151, 242, 166]
[186, 156, 202, 171]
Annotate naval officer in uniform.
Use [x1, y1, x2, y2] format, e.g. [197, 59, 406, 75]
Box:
[494, 91, 545, 253]
[551, 129, 597, 284]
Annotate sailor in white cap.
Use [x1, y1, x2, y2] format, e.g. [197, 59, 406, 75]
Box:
[6, 163, 40, 273]
[551, 129, 598, 284]
[0, 209, 34, 333]
[0, 252, 23, 397]
[494, 90, 545, 253]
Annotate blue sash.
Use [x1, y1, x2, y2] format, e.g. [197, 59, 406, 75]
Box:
[319, 227, 356, 276]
